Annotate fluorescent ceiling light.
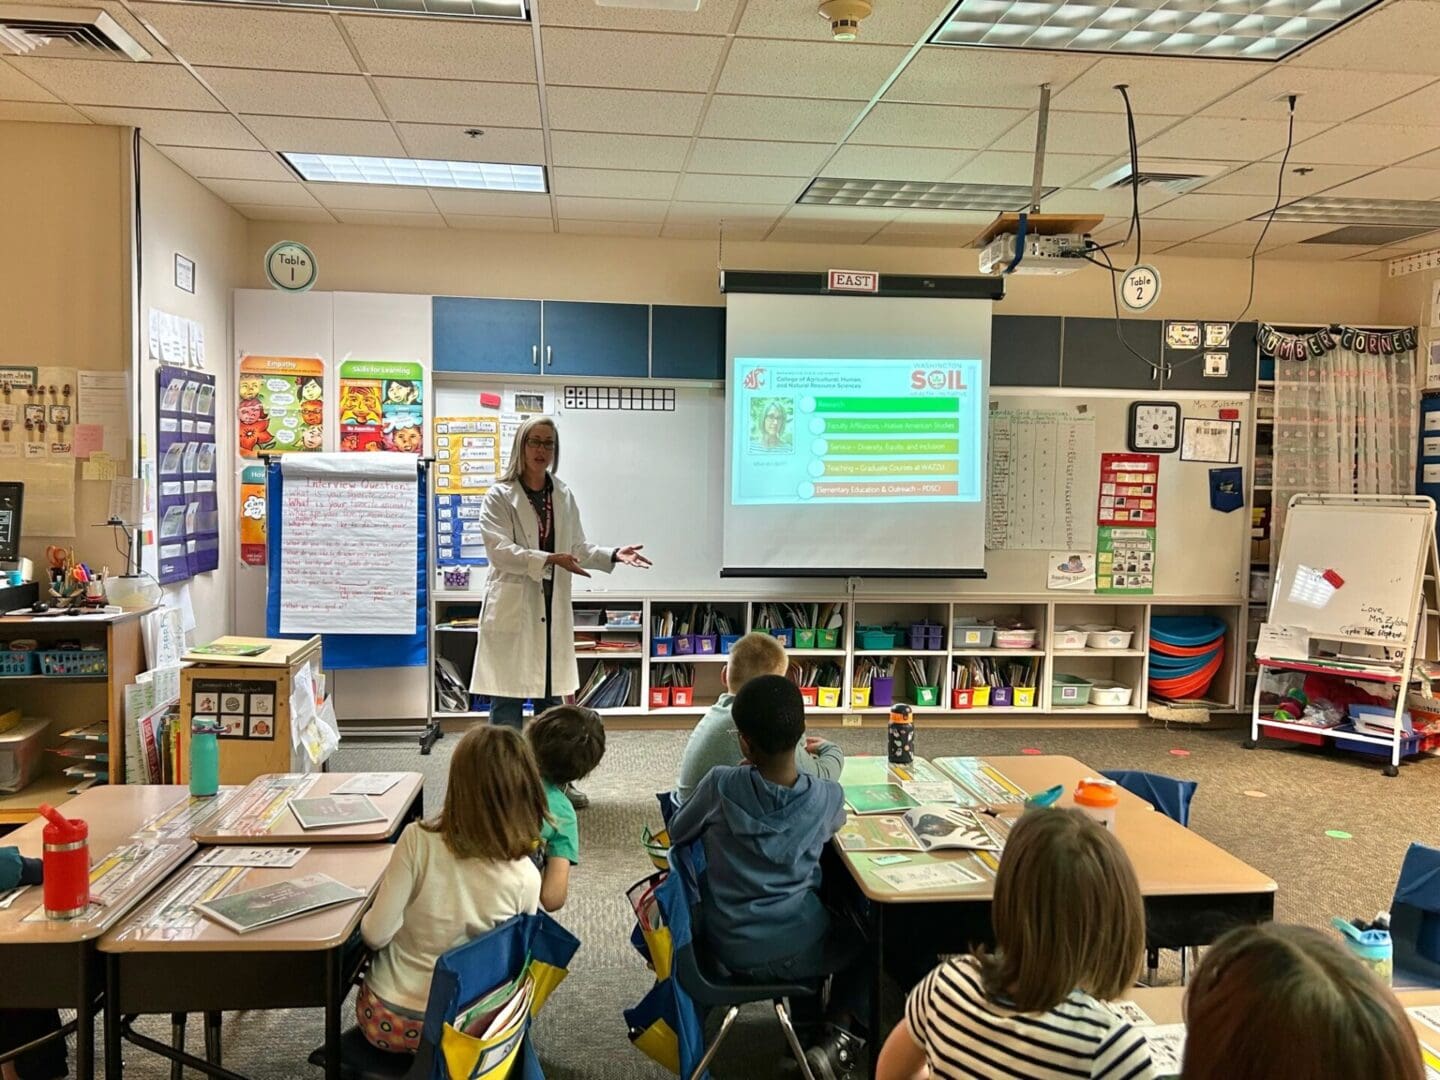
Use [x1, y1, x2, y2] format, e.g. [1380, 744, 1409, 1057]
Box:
[800, 177, 1057, 212]
[931, 0, 1384, 61]
[283, 153, 547, 193]
[186, 0, 524, 17]
[1262, 197, 1440, 228]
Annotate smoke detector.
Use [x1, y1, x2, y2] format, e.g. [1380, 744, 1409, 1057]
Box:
[0, 5, 149, 59]
[818, 0, 871, 41]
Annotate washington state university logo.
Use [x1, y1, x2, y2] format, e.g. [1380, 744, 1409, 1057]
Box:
[743, 368, 766, 390]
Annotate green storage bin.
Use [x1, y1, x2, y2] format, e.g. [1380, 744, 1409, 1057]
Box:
[816, 627, 839, 649]
[856, 626, 899, 649]
[1052, 673, 1093, 707]
[794, 628, 816, 649]
[914, 685, 939, 707]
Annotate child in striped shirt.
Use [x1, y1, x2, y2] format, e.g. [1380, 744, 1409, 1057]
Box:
[876, 808, 1155, 1080]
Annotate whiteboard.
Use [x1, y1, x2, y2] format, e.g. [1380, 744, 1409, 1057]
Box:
[1269, 498, 1433, 646]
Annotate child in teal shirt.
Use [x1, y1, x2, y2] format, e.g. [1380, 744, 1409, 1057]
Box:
[527, 705, 606, 911]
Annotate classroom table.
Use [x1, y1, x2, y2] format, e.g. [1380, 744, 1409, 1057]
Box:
[99, 843, 393, 1080]
[831, 755, 1277, 1068]
[0, 785, 194, 1080]
[189, 771, 424, 845]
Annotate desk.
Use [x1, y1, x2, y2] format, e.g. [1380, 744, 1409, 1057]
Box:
[190, 771, 424, 845]
[0, 785, 193, 1079]
[832, 756, 1277, 1067]
[99, 843, 393, 1080]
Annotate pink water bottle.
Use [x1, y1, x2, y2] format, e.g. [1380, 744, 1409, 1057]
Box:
[39, 803, 89, 919]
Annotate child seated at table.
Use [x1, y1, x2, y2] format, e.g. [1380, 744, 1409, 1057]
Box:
[672, 631, 843, 807]
[0, 846, 68, 1080]
[877, 807, 1155, 1080]
[1181, 923, 1423, 1079]
[667, 674, 867, 1079]
[526, 704, 606, 912]
[357, 726, 544, 1053]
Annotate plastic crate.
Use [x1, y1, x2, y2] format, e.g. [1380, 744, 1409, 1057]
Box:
[651, 637, 675, 658]
[0, 650, 37, 676]
[952, 624, 995, 649]
[799, 686, 819, 707]
[672, 687, 695, 708]
[850, 687, 871, 708]
[1332, 723, 1424, 757]
[914, 685, 939, 707]
[817, 687, 840, 708]
[991, 687, 1014, 708]
[718, 634, 740, 654]
[694, 635, 718, 655]
[816, 627, 839, 649]
[794, 628, 816, 650]
[674, 635, 695, 656]
[1052, 673, 1093, 706]
[908, 623, 944, 650]
[649, 686, 672, 708]
[1013, 687, 1037, 709]
[39, 649, 108, 677]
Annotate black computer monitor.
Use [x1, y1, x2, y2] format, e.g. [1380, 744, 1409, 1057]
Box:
[0, 483, 22, 563]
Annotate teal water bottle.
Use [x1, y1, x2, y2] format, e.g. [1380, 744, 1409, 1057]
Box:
[190, 718, 221, 797]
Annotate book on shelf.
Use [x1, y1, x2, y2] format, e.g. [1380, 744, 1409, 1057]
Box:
[195, 873, 364, 934]
[288, 794, 387, 830]
[576, 662, 636, 709]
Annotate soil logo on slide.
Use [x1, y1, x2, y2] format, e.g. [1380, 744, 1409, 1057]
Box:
[743, 367, 766, 390]
[911, 368, 967, 390]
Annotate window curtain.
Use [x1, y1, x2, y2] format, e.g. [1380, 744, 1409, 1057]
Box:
[1271, 341, 1417, 574]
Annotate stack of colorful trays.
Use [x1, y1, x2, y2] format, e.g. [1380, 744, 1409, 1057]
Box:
[1149, 616, 1227, 700]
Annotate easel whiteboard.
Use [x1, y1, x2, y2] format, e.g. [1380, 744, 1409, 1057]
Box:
[1269, 496, 1435, 647]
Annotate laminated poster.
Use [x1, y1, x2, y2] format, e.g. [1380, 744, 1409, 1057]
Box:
[239, 465, 267, 567]
[238, 355, 325, 458]
[434, 413, 500, 568]
[339, 360, 423, 454]
[1097, 527, 1155, 595]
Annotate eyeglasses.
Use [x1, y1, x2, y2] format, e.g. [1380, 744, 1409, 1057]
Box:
[528, 438, 556, 451]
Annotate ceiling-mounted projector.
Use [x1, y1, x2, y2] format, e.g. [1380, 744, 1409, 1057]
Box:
[979, 233, 1088, 276]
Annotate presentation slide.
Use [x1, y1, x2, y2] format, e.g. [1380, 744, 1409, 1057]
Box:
[731, 357, 984, 507]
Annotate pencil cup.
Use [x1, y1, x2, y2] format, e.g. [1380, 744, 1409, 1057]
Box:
[871, 677, 895, 708]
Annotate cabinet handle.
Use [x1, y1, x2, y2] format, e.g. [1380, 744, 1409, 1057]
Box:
[532, 345, 539, 368]
[545, 345, 552, 370]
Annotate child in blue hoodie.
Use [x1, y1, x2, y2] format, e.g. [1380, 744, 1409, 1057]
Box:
[667, 674, 867, 1079]
[1, 846, 68, 1079]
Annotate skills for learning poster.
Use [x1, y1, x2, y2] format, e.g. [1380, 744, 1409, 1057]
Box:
[338, 360, 424, 454]
[237, 355, 325, 458]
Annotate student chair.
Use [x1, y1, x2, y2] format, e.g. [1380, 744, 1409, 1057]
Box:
[669, 840, 820, 1080]
[1100, 769, 1200, 984]
[1390, 842, 1440, 989]
[656, 790, 678, 829]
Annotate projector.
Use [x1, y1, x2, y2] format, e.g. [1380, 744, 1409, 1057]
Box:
[979, 232, 1088, 276]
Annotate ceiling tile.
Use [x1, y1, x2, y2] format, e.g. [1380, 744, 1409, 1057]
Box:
[428, 189, 552, 215]
[675, 173, 805, 204]
[1157, 241, 1267, 259]
[688, 138, 832, 176]
[395, 124, 544, 164]
[331, 209, 449, 228]
[887, 47, 1095, 108]
[541, 28, 725, 93]
[661, 220, 772, 240]
[552, 167, 677, 199]
[1051, 57, 1267, 116]
[1139, 116, 1332, 162]
[81, 106, 262, 149]
[554, 196, 669, 220]
[736, 0, 951, 46]
[0, 101, 88, 125]
[1288, 2, 1440, 76]
[850, 103, 1024, 149]
[8, 59, 219, 111]
[1315, 168, 1440, 200]
[1204, 68, 1435, 125]
[827, 143, 968, 182]
[32, 1, 172, 59]
[1257, 242, 1378, 261]
[1284, 123, 1440, 167]
[159, 146, 294, 182]
[242, 115, 405, 156]
[1036, 186, 1179, 216]
[0, 60, 59, 103]
[768, 221, 888, 244]
[666, 202, 783, 226]
[339, 16, 536, 81]
[1365, 230, 1440, 254]
[231, 204, 337, 223]
[1350, 82, 1440, 128]
[1194, 162, 1370, 198]
[1397, 147, 1440, 171]
[992, 111, 1173, 156]
[199, 177, 323, 208]
[545, 86, 704, 136]
[372, 78, 540, 127]
[951, 151, 1112, 187]
[1149, 193, 1285, 221]
[700, 95, 862, 142]
[785, 204, 902, 224]
[869, 221, 990, 247]
[1188, 220, 1338, 247]
[550, 131, 690, 171]
[718, 39, 907, 101]
[539, 0, 739, 34]
[557, 219, 662, 237]
[443, 214, 555, 231]
[129, 4, 359, 73]
[1092, 218, 1220, 245]
[305, 183, 436, 211]
[198, 68, 382, 121]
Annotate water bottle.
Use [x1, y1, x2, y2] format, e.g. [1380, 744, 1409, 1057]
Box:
[190, 717, 221, 797]
[888, 703, 915, 765]
[39, 803, 89, 920]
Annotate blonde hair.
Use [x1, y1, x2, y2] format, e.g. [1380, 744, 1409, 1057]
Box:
[978, 807, 1145, 1012]
[420, 725, 545, 861]
[1182, 924, 1423, 1080]
[500, 416, 559, 483]
[726, 631, 789, 692]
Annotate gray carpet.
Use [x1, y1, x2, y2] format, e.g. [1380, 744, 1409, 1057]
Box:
[89, 724, 1437, 1078]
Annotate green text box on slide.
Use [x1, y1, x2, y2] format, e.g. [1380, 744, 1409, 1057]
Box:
[825, 438, 960, 455]
[821, 417, 960, 434]
[814, 397, 960, 414]
[822, 459, 958, 477]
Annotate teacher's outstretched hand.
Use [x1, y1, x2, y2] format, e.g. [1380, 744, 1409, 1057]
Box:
[615, 545, 652, 569]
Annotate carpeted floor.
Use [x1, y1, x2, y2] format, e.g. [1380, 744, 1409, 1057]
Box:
[84, 723, 1436, 1078]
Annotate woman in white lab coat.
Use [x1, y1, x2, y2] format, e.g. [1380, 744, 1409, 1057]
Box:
[470, 416, 650, 755]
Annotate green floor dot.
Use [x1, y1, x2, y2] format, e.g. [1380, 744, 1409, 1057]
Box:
[1325, 830, 1353, 840]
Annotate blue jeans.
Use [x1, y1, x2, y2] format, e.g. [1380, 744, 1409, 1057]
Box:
[488, 696, 559, 731]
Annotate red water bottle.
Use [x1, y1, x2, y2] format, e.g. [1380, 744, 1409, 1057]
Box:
[39, 803, 89, 919]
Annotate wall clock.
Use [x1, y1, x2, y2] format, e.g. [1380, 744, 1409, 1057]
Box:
[1128, 401, 1181, 452]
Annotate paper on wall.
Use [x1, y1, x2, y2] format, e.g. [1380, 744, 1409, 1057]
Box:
[7, 461, 75, 536]
[78, 370, 129, 457]
[82, 452, 116, 481]
[987, 409, 1098, 550]
[1179, 417, 1240, 464]
[142, 605, 185, 668]
[1255, 623, 1309, 661]
[1047, 551, 1096, 591]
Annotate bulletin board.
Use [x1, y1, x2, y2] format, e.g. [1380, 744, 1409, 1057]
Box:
[155, 365, 219, 584]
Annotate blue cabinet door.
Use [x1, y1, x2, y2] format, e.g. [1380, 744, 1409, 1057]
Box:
[652, 305, 724, 380]
[541, 301, 649, 378]
[433, 296, 541, 374]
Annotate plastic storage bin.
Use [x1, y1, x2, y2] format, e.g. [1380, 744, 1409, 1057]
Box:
[970, 686, 992, 708]
[672, 687, 695, 708]
[0, 715, 48, 794]
[914, 685, 939, 707]
[1052, 627, 1088, 651]
[695, 635, 718, 655]
[38, 649, 107, 677]
[952, 622, 995, 649]
[719, 634, 741, 654]
[995, 628, 1038, 649]
[674, 635, 695, 656]
[794, 628, 816, 650]
[991, 687, 1014, 707]
[1013, 687, 1037, 708]
[817, 687, 840, 708]
[769, 628, 795, 648]
[1332, 723, 1423, 758]
[0, 650, 38, 676]
[816, 627, 840, 649]
[1083, 626, 1135, 650]
[850, 686, 871, 708]
[907, 623, 944, 650]
[649, 686, 672, 708]
[1089, 681, 1134, 707]
[1052, 674, 1094, 706]
[856, 627, 900, 649]
[872, 677, 895, 708]
[952, 687, 976, 709]
[652, 637, 676, 658]
[799, 686, 819, 707]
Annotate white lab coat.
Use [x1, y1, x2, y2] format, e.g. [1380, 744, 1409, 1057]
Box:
[469, 475, 615, 700]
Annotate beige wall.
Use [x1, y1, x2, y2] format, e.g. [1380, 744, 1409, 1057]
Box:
[138, 140, 248, 642]
[244, 222, 1386, 325]
[0, 121, 129, 575]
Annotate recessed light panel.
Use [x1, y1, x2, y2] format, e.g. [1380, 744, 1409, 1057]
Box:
[283, 153, 547, 192]
[931, 0, 1385, 61]
[1263, 197, 1440, 228]
[800, 177, 1057, 212]
[187, 0, 525, 17]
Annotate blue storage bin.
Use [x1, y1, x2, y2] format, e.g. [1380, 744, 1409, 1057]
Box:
[769, 628, 794, 648]
[1333, 723, 1424, 759]
[719, 634, 741, 654]
[0, 650, 37, 676]
[652, 636, 676, 657]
